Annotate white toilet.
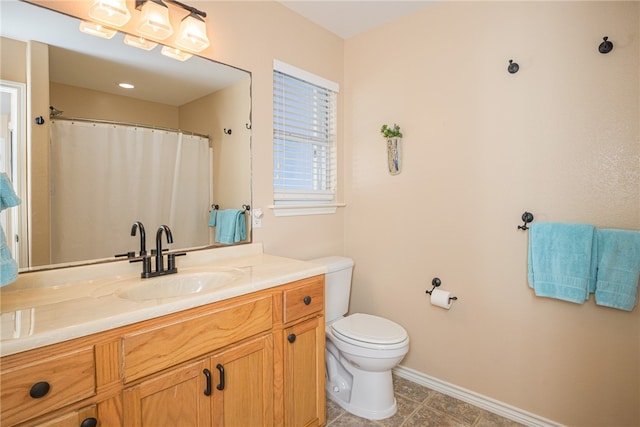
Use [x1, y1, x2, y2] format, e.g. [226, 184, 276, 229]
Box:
[310, 256, 409, 420]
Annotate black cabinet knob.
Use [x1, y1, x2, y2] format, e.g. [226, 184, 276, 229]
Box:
[80, 417, 98, 427]
[288, 333, 296, 343]
[303, 296, 312, 305]
[29, 381, 50, 399]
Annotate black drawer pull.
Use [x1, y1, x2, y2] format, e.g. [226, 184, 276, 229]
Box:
[216, 364, 225, 391]
[288, 333, 296, 343]
[29, 381, 50, 399]
[303, 296, 312, 305]
[203, 369, 212, 396]
[80, 417, 98, 427]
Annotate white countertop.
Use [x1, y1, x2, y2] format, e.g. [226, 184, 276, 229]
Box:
[0, 244, 326, 357]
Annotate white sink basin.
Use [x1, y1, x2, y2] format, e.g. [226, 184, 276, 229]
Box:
[116, 269, 245, 301]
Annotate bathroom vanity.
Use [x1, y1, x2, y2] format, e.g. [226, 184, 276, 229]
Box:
[0, 244, 326, 427]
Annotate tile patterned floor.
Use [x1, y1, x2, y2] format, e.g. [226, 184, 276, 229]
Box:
[326, 375, 526, 427]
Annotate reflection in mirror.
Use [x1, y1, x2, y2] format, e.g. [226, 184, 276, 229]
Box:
[0, 1, 252, 271]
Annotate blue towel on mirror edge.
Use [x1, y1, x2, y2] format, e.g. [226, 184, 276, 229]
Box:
[214, 209, 246, 245]
[594, 229, 640, 311]
[1, 226, 18, 286]
[528, 222, 597, 304]
[1, 172, 21, 211]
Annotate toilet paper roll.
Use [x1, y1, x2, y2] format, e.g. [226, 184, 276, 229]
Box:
[430, 289, 454, 310]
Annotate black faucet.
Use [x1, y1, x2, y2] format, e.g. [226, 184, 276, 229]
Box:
[115, 220, 147, 260]
[131, 221, 147, 256]
[124, 221, 152, 277]
[155, 224, 173, 274]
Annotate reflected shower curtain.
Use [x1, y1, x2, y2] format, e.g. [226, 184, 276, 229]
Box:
[50, 120, 211, 264]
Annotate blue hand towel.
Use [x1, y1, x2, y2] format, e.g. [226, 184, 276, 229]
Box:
[528, 222, 597, 304]
[208, 209, 217, 227]
[0, 225, 18, 286]
[594, 229, 640, 311]
[214, 209, 246, 245]
[0, 172, 21, 211]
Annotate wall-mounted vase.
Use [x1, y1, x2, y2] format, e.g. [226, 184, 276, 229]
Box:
[387, 137, 402, 175]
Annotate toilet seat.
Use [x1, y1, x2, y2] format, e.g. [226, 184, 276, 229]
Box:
[331, 313, 408, 350]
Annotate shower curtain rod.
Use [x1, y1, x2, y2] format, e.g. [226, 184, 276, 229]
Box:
[51, 116, 210, 140]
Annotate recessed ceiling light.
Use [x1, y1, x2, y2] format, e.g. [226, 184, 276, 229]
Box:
[119, 82, 135, 89]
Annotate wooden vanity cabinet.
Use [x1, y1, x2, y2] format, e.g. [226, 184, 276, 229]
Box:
[1, 275, 325, 427]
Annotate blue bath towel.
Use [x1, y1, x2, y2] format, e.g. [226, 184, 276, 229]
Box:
[594, 229, 640, 311]
[0, 225, 18, 286]
[528, 222, 597, 304]
[0, 173, 20, 287]
[214, 209, 246, 244]
[208, 209, 217, 227]
[0, 172, 21, 210]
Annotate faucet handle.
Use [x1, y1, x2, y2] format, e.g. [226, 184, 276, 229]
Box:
[115, 251, 135, 259]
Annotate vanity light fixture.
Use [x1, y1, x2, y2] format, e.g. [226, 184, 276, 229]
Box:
[135, 0, 173, 40]
[123, 34, 158, 51]
[161, 46, 193, 61]
[88, 0, 131, 27]
[82, 0, 209, 60]
[118, 82, 135, 89]
[175, 11, 210, 52]
[79, 20, 117, 39]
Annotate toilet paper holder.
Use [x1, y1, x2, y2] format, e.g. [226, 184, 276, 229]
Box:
[425, 277, 458, 301]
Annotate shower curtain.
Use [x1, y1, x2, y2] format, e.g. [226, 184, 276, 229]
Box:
[50, 120, 211, 264]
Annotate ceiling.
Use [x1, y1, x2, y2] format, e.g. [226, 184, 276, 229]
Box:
[279, 1, 435, 39]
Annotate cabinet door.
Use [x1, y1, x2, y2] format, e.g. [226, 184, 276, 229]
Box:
[283, 317, 325, 427]
[211, 335, 273, 427]
[123, 359, 211, 427]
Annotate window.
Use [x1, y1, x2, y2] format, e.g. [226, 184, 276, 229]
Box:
[273, 60, 339, 216]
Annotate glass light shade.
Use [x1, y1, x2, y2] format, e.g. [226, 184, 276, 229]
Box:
[88, 0, 131, 27]
[123, 34, 158, 51]
[175, 13, 210, 53]
[79, 21, 117, 39]
[136, 0, 173, 40]
[160, 46, 193, 62]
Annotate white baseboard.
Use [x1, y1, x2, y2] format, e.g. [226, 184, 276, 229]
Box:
[393, 365, 565, 427]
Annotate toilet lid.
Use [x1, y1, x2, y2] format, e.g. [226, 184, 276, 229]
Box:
[331, 313, 408, 345]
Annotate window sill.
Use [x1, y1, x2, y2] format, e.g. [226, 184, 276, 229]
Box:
[268, 203, 346, 217]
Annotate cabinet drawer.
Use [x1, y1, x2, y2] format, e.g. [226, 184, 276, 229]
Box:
[1, 347, 96, 426]
[283, 276, 324, 324]
[123, 295, 272, 382]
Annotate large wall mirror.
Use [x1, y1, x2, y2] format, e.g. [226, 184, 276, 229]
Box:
[0, 0, 252, 271]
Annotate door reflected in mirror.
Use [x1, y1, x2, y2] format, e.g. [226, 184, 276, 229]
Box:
[0, 1, 252, 271]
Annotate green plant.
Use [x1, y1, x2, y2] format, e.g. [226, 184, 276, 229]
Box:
[380, 123, 403, 139]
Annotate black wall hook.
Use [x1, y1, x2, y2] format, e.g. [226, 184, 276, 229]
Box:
[599, 36, 613, 54]
[223, 128, 232, 135]
[518, 211, 534, 230]
[508, 59, 519, 74]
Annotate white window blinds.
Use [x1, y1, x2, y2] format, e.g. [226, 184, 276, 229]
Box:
[273, 60, 338, 215]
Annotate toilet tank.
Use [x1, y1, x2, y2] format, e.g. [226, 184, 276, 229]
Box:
[309, 256, 354, 323]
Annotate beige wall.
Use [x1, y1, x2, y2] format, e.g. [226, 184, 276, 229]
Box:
[50, 82, 179, 127]
[179, 79, 251, 212]
[344, 2, 639, 426]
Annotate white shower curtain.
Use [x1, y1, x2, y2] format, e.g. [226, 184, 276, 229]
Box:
[50, 120, 211, 264]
